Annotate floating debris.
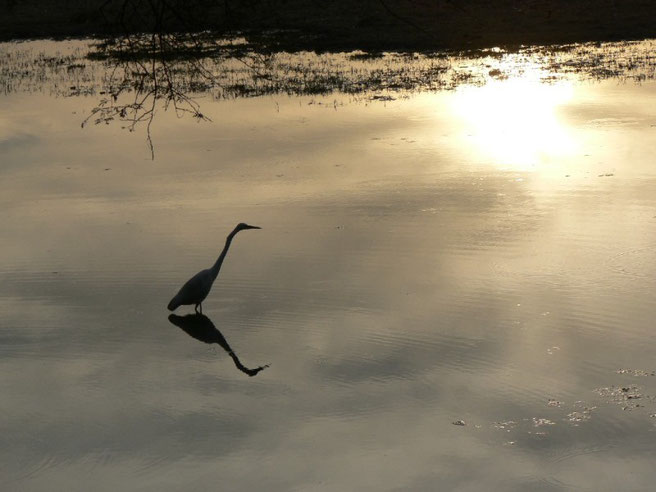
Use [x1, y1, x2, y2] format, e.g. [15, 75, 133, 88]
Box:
[566, 404, 596, 425]
[494, 420, 517, 431]
[533, 418, 555, 427]
[452, 420, 466, 426]
[594, 384, 649, 410]
[616, 368, 655, 377]
[370, 95, 396, 101]
[547, 346, 561, 355]
[488, 68, 507, 79]
[548, 399, 563, 407]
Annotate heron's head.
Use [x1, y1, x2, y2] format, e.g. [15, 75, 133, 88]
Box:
[236, 222, 261, 231]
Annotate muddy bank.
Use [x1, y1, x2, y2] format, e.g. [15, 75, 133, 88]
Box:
[1, 0, 656, 51]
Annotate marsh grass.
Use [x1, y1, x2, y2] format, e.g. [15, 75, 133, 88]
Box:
[2, 37, 655, 157]
[3, 38, 656, 99]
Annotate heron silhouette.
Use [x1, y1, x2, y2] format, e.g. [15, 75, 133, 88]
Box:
[168, 313, 270, 377]
[167, 223, 261, 313]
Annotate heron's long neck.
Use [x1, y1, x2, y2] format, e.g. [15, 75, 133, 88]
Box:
[210, 227, 240, 279]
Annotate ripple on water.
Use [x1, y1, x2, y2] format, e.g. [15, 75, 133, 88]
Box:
[606, 244, 656, 280]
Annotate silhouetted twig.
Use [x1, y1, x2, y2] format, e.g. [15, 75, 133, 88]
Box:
[84, 28, 216, 159]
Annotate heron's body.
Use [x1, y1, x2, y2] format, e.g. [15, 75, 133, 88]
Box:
[167, 223, 260, 312]
[167, 268, 215, 311]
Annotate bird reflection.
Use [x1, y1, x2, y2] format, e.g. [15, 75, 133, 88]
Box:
[168, 313, 269, 377]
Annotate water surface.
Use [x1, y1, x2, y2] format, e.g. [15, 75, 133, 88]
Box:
[2, 39, 656, 491]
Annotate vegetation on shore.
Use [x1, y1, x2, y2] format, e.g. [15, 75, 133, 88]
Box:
[2, 0, 656, 52]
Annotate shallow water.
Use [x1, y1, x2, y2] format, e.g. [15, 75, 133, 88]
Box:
[2, 39, 656, 491]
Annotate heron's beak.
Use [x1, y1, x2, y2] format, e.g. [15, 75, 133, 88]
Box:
[245, 225, 261, 230]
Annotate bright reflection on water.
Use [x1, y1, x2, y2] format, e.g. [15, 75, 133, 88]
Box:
[451, 77, 577, 168]
[2, 39, 656, 491]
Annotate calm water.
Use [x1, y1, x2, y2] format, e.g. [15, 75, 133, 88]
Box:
[2, 39, 656, 491]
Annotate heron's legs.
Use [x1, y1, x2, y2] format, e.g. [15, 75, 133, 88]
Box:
[195, 303, 202, 314]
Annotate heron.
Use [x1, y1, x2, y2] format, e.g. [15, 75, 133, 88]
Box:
[167, 222, 261, 313]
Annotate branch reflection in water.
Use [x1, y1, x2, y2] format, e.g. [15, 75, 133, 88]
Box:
[83, 31, 219, 159]
[168, 313, 270, 377]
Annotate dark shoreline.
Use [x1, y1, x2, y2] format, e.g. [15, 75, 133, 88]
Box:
[2, 0, 656, 52]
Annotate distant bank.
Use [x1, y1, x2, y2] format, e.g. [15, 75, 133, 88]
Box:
[2, 0, 656, 51]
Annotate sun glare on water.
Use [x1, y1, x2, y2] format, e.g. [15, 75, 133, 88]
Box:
[450, 73, 577, 171]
